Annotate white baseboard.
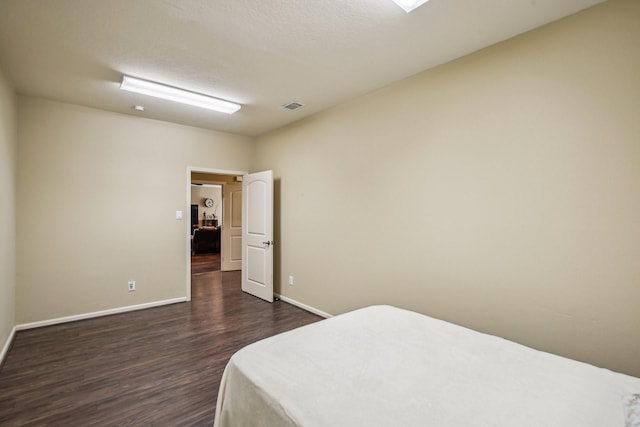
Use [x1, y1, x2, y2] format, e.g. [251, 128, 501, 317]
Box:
[1, 326, 16, 366]
[15, 297, 187, 331]
[275, 294, 332, 319]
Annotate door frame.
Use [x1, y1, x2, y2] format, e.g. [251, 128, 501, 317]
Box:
[186, 166, 247, 301]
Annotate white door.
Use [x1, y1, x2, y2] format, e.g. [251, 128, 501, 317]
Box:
[241, 170, 274, 302]
[221, 184, 242, 271]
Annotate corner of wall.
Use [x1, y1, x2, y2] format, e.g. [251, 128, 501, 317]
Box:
[0, 66, 18, 366]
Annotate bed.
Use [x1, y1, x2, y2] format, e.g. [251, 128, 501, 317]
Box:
[214, 305, 640, 427]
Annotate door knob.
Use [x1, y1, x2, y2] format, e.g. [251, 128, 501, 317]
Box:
[263, 240, 274, 247]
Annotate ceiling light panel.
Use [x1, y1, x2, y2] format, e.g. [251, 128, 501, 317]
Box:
[120, 75, 241, 114]
[391, 0, 430, 13]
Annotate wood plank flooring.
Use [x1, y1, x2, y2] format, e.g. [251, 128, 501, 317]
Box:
[191, 253, 221, 275]
[0, 269, 323, 426]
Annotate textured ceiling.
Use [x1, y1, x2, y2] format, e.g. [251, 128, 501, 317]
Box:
[0, 0, 605, 137]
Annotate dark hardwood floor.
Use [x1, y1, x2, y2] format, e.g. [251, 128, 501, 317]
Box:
[191, 252, 221, 275]
[0, 269, 323, 426]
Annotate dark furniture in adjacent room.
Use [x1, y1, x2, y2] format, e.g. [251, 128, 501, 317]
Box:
[190, 204, 199, 231]
[192, 227, 221, 254]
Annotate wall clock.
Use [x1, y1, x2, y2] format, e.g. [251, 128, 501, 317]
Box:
[204, 198, 214, 208]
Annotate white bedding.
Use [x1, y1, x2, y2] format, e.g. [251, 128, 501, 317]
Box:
[214, 305, 640, 427]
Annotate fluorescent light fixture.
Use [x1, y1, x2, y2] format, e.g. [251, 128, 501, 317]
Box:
[391, 0, 430, 13]
[120, 75, 241, 114]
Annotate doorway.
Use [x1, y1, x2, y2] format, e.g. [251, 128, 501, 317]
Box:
[191, 183, 222, 274]
[186, 167, 247, 301]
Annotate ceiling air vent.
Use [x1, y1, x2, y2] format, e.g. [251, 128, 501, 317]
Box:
[282, 101, 304, 111]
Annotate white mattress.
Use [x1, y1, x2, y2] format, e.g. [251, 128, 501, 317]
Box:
[214, 305, 640, 427]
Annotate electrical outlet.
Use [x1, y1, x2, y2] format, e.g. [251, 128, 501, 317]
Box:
[128, 280, 136, 291]
[288, 275, 294, 286]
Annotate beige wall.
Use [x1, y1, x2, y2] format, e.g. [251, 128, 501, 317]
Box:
[191, 185, 222, 226]
[255, 0, 640, 376]
[0, 67, 17, 353]
[191, 172, 240, 184]
[16, 96, 253, 323]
